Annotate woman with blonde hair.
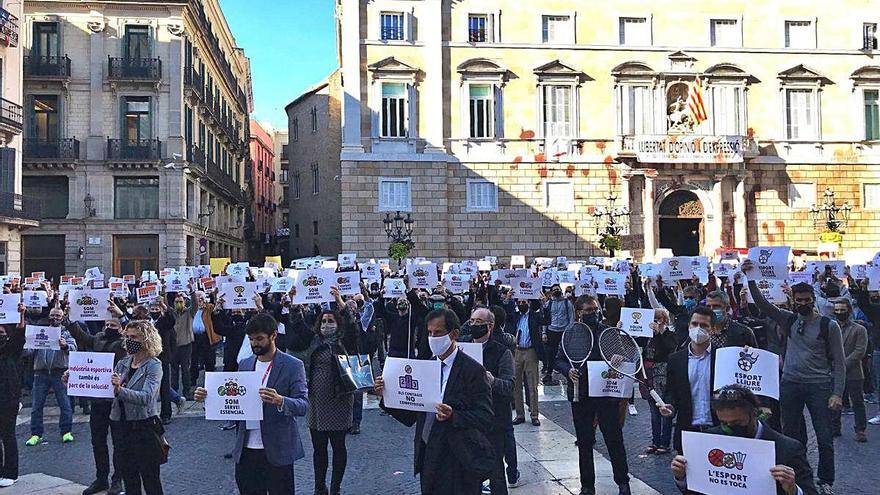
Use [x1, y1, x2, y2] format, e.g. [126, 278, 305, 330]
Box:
[110, 320, 166, 495]
[642, 307, 678, 455]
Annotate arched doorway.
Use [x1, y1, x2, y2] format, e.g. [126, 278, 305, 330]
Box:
[658, 190, 704, 256]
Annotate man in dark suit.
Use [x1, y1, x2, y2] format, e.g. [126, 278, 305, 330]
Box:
[661, 306, 719, 452]
[671, 385, 818, 495]
[195, 313, 309, 495]
[375, 309, 494, 495]
[705, 290, 757, 348]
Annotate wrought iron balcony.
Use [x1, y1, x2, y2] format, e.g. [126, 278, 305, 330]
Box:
[0, 192, 40, 222]
[106, 138, 162, 161]
[187, 143, 205, 170]
[23, 138, 80, 160]
[108, 56, 162, 81]
[0, 8, 19, 48]
[207, 158, 243, 201]
[0, 98, 22, 134]
[183, 65, 203, 96]
[24, 55, 71, 79]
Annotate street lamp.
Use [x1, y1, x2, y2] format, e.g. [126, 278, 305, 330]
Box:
[809, 188, 852, 233]
[592, 193, 630, 257]
[383, 211, 415, 268]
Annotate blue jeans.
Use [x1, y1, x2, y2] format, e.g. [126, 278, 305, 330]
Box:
[352, 391, 363, 426]
[31, 371, 73, 436]
[780, 380, 834, 485]
[649, 403, 672, 449]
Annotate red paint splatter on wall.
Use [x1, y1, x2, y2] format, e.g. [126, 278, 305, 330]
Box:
[520, 129, 535, 140]
[510, 164, 519, 170]
[746, 127, 755, 139]
[513, 156, 523, 163]
[595, 141, 607, 152]
[538, 166, 548, 178]
[565, 165, 575, 177]
[581, 168, 590, 177]
[535, 154, 546, 163]
[603, 157, 617, 186]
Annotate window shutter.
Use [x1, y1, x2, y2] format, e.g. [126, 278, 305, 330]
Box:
[406, 11, 415, 42]
[406, 83, 413, 138]
[0, 148, 15, 195]
[494, 84, 503, 138]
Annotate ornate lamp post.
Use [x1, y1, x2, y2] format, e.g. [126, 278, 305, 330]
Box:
[383, 211, 415, 268]
[809, 188, 852, 233]
[592, 194, 630, 257]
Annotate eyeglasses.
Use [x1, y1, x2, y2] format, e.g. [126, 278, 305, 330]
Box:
[713, 387, 748, 401]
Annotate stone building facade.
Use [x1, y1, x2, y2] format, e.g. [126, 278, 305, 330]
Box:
[285, 69, 342, 258]
[337, 0, 880, 262]
[21, 0, 252, 281]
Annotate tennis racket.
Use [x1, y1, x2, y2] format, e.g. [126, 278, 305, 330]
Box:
[561, 322, 594, 403]
[598, 327, 667, 408]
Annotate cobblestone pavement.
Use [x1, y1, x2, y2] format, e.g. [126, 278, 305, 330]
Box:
[13, 386, 880, 494]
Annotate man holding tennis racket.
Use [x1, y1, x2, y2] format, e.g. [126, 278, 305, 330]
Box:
[554, 295, 632, 495]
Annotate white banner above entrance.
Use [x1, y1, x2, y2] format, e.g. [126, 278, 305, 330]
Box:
[634, 135, 744, 163]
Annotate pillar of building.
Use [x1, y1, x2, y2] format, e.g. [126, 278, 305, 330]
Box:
[708, 177, 724, 256]
[87, 17, 105, 161]
[733, 175, 748, 248]
[340, 0, 364, 153]
[421, 0, 445, 153]
[642, 175, 656, 260]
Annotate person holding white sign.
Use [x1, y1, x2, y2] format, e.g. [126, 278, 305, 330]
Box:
[705, 290, 757, 349]
[195, 313, 309, 495]
[0, 302, 25, 488]
[671, 385, 817, 495]
[373, 309, 494, 495]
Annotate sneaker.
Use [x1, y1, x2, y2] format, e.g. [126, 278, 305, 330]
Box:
[62, 432, 74, 443]
[25, 435, 42, 446]
[856, 431, 868, 443]
[531, 418, 541, 427]
[512, 417, 525, 425]
[869, 414, 880, 425]
[628, 404, 638, 416]
[818, 482, 834, 495]
[107, 479, 124, 495]
[508, 469, 523, 488]
[82, 479, 109, 495]
[175, 396, 187, 414]
[0, 478, 16, 488]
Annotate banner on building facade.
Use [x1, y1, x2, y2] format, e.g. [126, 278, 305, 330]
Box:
[634, 135, 744, 163]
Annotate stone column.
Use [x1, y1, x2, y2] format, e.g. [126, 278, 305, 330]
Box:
[340, 0, 364, 153]
[166, 31, 184, 160]
[87, 26, 106, 160]
[709, 177, 724, 255]
[422, 0, 444, 153]
[642, 175, 655, 260]
[733, 175, 748, 248]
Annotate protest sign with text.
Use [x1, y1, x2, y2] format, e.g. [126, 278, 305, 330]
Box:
[334, 272, 361, 297]
[713, 347, 780, 400]
[619, 308, 655, 338]
[136, 285, 159, 304]
[380, 358, 442, 413]
[219, 283, 259, 309]
[67, 352, 115, 398]
[291, 269, 336, 304]
[0, 293, 20, 323]
[681, 431, 776, 495]
[661, 257, 694, 281]
[25, 325, 61, 350]
[512, 278, 542, 300]
[383, 278, 406, 298]
[587, 361, 635, 398]
[69, 289, 112, 321]
[443, 273, 468, 294]
[407, 263, 439, 290]
[747, 246, 790, 280]
[22, 290, 48, 308]
[596, 271, 627, 296]
[204, 372, 264, 421]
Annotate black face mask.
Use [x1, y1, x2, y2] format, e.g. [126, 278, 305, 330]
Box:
[0, 335, 7, 348]
[103, 327, 120, 337]
[149, 312, 162, 320]
[794, 303, 813, 316]
[833, 312, 849, 322]
[469, 324, 489, 340]
[720, 413, 757, 438]
[552, 290, 562, 298]
[823, 285, 841, 298]
[356, 300, 364, 309]
[580, 313, 599, 326]
[517, 304, 529, 313]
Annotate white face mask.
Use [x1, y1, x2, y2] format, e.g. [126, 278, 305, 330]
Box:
[428, 334, 452, 357]
[320, 323, 337, 337]
[689, 326, 710, 345]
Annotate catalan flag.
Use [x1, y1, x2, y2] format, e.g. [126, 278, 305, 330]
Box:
[687, 75, 708, 126]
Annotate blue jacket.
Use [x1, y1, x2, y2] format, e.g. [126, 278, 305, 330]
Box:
[232, 350, 309, 467]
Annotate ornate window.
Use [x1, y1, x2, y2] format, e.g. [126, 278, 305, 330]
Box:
[457, 59, 509, 140]
[368, 57, 420, 144]
[778, 64, 831, 141]
[534, 60, 589, 139]
[703, 64, 757, 136]
[851, 66, 880, 141]
[611, 62, 656, 136]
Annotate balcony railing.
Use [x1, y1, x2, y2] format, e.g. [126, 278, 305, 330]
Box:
[108, 56, 162, 80]
[0, 8, 19, 48]
[207, 158, 242, 201]
[183, 65, 203, 96]
[107, 138, 162, 161]
[187, 143, 205, 169]
[0, 192, 40, 221]
[0, 98, 22, 133]
[24, 55, 71, 79]
[380, 26, 404, 41]
[23, 138, 80, 160]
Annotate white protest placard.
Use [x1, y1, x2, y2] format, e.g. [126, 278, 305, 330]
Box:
[579, 265, 599, 281]
[713, 346, 780, 400]
[747, 246, 790, 281]
[596, 271, 627, 296]
[459, 260, 478, 275]
[539, 269, 559, 287]
[22, 290, 48, 308]
[712, 262, 738, 279]
[719, 249, 741, 262]
[67, 352, 115, 398]
[681, 431, 776, 495]
[85, 266, 103, 280]
[619, 308, 655, 338]
[574, 278, 596, 297]
[269, 276, 294, 293]
[164, 273, 188, 293]
[136, 285, 160, 304]
[638, 263, 660, 279]
[587, 361, 635, 398]
[612, 259, 631, 273]
[477, 260, 492, 272]
[510, 255, 526, 268]
[0, 293, 20, 323]
[25, 325, 61, 350]
[69, 289, 112, 321]
[254, 276, 273, 294]
[661, 257, 694, 281]
[458, 342, 483, 365]
[360, 263, 381, 283]
[337, 253, 357, 269]
[407, 263, 438, 290]
[219, 283, 259, 309]
[745, 279, 787, 304]
[291, 269, 336, 304]
[787, 272, 812, 286]
[512, 278, 542, 300]
[691, 256, 711, 284]
[226, 262, 250, 278]
[334, 272, 361, 297]
[557, 270, 577, 285]
[869, 265, 880, 291]
[442, 273, 468, 294]
[806, 260, 846, 279]
[109, 282, 129, 299]
[383, 278, 406, 298]
[493, 269, 526, 286]
[852, 264, 868, 280]
[204, 372, 264, 421]
[381, 357, 442, 413]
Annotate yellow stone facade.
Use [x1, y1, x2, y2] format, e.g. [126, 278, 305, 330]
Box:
[337, 0, 880, 261]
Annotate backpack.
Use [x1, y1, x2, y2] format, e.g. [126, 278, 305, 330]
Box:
[782, 314, 832, 364]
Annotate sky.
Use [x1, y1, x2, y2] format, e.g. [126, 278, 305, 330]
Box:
[219, 0, 338, 131]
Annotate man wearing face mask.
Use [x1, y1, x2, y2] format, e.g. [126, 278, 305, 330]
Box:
[704, 290, 757, 349]
[374, 309, 494, 494]
[464, 308, 514, 495]
[67, 316, 128, 495]
[651, 279, 702, 346]
[829, 299, 868, 441]
[24, 306, 77, 447]
[542, 284, 574, 385]
[671, 385, 818, 495]
[742, 259, 845, 495]
[384, 297, 417, 358]
[813, 270, 848, 318]
[660, 306, 720, 453]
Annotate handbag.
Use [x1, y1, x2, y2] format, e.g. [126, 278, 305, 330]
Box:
[149, 418, 171, 465]
[336, 350, 374, 394]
